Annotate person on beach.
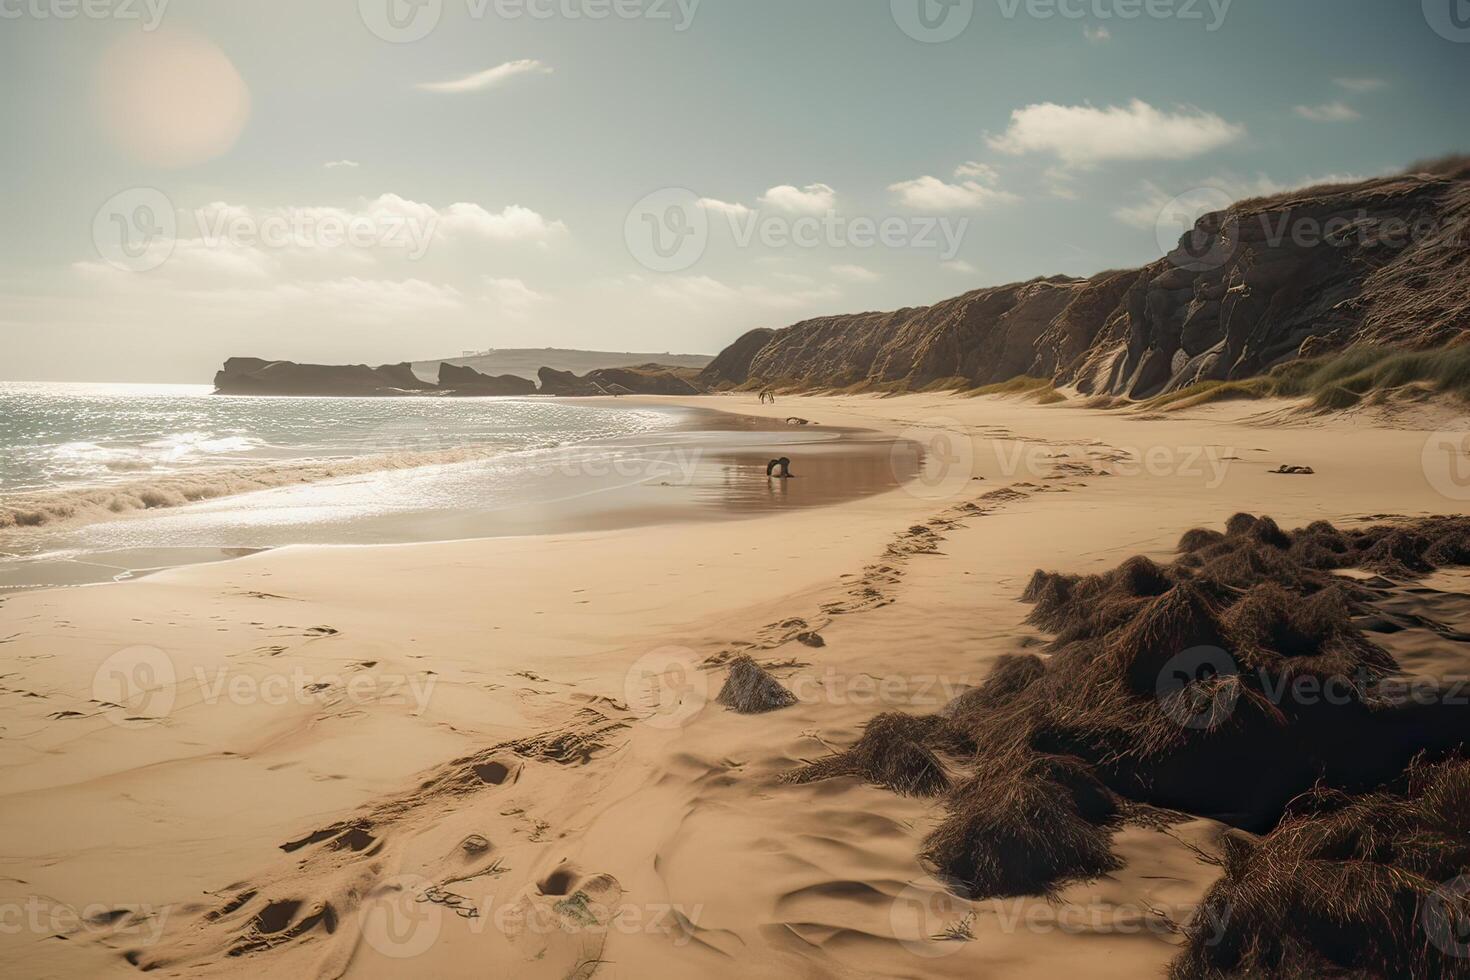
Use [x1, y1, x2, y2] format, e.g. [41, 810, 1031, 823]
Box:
[766, 457, 793, 479]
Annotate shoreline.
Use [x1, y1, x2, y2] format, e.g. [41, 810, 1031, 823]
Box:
[2, 391, 1467, 978]
[0, 400, 916, 593]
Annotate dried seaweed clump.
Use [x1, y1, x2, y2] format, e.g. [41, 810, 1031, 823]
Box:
[783, 712, 953, 796]
[1172, 757, 1470, 980]
[716, 655, 797, 713]
[921, 750, 1119, 898]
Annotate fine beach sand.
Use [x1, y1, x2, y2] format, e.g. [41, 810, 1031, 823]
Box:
[3, 391, 1469, 979]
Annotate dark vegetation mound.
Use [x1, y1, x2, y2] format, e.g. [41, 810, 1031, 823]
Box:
[782, 514, 1470, 974]
[1173, 758, 1470, 980]
[715, 655, 797, 713]
[783, 712, 954, 796]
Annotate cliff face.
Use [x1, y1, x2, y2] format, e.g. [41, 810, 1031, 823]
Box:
[214, 358, 438, 396]
[437, 363, 538, 396]
[213, 358, 703, 396]
[703, 166, 1470, 397]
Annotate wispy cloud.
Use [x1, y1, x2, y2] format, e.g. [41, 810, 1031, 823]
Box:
[941, 259, 977, 274]
[698, 197, 752, 216]
[987, 99, 1244, 166]
[830, 263, 880, 283]
[1334, 76, 1387, 92]
[324, 160, 360, 169]
[758, 183, 837, 213]
[1294, 101, 1361, 123]
[889, 175, 1019, 211]
[417, 59, 552, 94]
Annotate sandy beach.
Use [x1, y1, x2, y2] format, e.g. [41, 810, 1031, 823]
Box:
[2, 391, 1467, 978]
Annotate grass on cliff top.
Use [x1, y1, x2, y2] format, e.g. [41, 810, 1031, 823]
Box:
[1146, 345, 1470, 413]
[966, 376, 1066, 403]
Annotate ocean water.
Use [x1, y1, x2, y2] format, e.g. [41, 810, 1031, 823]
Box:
[0, 382, 677, 498]
[0, 382, 919, 589]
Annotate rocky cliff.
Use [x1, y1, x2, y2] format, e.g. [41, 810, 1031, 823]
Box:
[214, 358, 439, 396]
[213, 357, 703, 397]
[436, 363, 538, 396]
[702, 162, 1470, 398]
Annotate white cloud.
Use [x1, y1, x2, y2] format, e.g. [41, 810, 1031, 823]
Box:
[1334, 77, 1387, 92]
[483, 277, 546, 320]
[417, 59, 552, 94]
[1043, 166, 1079, 200]
[366, 194, 567, 243]
[1294, 101, 1361, 123]
[698, 197, 752, 216]
[941, 259, 977, 274]
[987, 99, 1245, 166]
[758, 183, 837, 213]
[1084, 25, 1111, 42]
[954, 161, 1000, 182]
[830, 263, 880, 283]
[889, 175, 1019, 210]
[324, 160, 360, 169]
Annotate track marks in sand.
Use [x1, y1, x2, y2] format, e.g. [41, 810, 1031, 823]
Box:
[115, 697, 634, 973]
[705, 483, 1044, 670]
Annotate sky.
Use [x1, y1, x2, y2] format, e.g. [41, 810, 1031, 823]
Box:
[1, 0, 1468, 382]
